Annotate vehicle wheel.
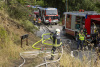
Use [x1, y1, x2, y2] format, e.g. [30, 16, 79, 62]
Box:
[75, 32, 79, 41]
[75, 36, 78, 41]
[55, 23, 57, 25]
[62, 26, 65, 31]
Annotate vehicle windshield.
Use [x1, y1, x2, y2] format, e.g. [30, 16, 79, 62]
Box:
[46, 10, 57, 15]
[45, 16, 58, 19]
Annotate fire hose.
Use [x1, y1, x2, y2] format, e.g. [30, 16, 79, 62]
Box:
[19, 26, 48, 67]
[19, 26, 62, 67]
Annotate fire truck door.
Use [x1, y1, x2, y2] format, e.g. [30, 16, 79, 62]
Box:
[71, 15, 76, 30]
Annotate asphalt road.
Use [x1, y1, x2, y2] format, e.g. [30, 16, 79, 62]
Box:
[36, 24, 97, 66]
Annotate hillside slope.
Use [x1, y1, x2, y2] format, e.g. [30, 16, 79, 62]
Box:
[0, 9, 39, 66]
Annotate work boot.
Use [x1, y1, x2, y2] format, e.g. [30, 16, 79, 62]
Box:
[49, 56, 54, 60]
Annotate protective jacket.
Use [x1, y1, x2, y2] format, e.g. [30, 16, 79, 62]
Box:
[53, 33, 60, 44]
[83, 28, 87, 36]
[79, 33, 85, 41]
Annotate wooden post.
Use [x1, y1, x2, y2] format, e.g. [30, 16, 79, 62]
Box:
[21, 38, 23, 48]
[26, 37, 28, 46]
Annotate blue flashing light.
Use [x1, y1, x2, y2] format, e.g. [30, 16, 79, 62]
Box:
[85, 14, 88, 19]
[45, 8, 48, 9]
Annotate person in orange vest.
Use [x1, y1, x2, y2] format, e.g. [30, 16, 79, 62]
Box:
[33, 17, 36, 25]
[38, 17, 41, 29]
[49, 17, 52, 28]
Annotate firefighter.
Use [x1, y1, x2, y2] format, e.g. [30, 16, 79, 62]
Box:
[83, 25, 87, 36]
[49, 17, 52, 28]
[82, 25, 88, 48]
[33, 17, 36, 25]
[91, 22, 98, 47]
[77, 32, 80, 49]
[49, 29, 61, 60]
[78, 29, 85, 50]
[95, 33, 100, 65]
[38, 17, 41, 29]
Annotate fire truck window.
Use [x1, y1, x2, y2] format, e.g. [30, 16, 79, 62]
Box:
[67, 14, 70, 22]
[45, 16, 49, 19]
[82, 17, 85, 25]
[52, 16, 58, 19]
[75, 16, 81, 29]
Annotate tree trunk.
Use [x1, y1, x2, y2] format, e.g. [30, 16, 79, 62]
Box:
[5, 0, 11, 5]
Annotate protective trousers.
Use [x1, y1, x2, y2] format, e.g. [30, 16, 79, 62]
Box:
[51, 46, 56, 60]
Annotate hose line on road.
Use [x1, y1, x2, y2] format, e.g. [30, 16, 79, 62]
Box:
[19, 26, 48, 67]
[35, 46, 63, 67]
[19, 26, 63, 67]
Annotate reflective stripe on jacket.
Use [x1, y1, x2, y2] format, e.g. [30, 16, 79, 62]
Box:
[79, 33, 85, 40]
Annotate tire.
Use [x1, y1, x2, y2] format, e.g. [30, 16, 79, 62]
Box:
[75, 36, 78, 41]
[55, 23, 57, 25]
[75, 32, 78, 41]
[62, 26, 65, 31]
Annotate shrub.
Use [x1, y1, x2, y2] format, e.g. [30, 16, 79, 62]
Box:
[20, 20, 38, 33]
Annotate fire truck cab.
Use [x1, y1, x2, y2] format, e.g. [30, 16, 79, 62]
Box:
[62, 11, 100, 39]
[39, 8, 59, 24]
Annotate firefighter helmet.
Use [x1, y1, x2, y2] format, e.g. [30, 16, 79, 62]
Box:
[56, 29, 60, 35]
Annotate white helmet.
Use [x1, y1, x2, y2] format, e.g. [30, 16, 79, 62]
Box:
[56, 29, 60, 32]
[56, 29, 60, 35]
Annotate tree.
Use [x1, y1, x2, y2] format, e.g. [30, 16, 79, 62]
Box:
[44, 0, 66, 16]
[44, 0, 97, 16]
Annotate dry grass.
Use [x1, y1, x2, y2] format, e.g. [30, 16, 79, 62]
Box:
[0, 26, 23, 67]
[60, 51, 100, 67]
[60, 51, 82, 67]
[0, 9, 39, 66]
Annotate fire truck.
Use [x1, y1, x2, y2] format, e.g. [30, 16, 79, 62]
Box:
[39, 8, 59, 24]
[62, 11, 100, 40]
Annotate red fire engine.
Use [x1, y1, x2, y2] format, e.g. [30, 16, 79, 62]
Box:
[39, 8, 59, 24]
[62, 11, 100, 39]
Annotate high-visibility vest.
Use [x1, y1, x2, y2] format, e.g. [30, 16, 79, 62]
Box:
[79, 33, 85, 40]
[33, 18, 36, 21]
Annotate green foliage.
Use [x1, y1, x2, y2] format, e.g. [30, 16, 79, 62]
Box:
[0, 2, 5, 10]
[16, 0, 35, 5]
[20, 20, 38, 33]
[44, 0, 65, 16]
[6, 2, 33, 20]
[36, 0, 44, 6]
[0, 26, 8, 49]
[95, 1, 100, 12]
[44, 0, 98, 16]
[68, 0, 96, 11]
[0, 27, 7, 39]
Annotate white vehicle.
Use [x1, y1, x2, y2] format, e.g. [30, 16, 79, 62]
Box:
[39, 8, 59, 24]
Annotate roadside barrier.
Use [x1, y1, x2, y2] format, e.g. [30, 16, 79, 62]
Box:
[20, 34, 29, 48]
[71, 50, 96, 58]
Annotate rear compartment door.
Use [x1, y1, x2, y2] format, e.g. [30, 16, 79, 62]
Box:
[71, 15, 76, 30]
